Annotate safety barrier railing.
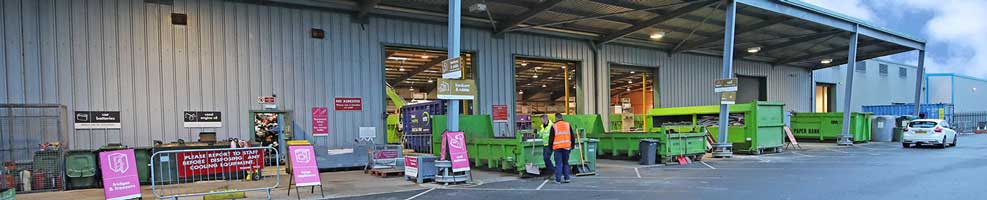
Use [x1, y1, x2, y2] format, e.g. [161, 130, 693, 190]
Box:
[151, 147, 280, 200]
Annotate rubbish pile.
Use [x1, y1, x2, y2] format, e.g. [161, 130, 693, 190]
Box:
[698, 114, 745, 126]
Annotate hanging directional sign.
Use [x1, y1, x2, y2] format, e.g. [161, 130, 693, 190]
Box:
[441, 57, 464, 79]
[436, 79, 476, 100]
[713, 78, 738, 93]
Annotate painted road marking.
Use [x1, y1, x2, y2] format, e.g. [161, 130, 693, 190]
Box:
[826, 148, 849, 153]
[700, 161, 716, 169]
[536, 180, 548, 190]
[635, 168, 641, 178]
[405, 188, 435, 200]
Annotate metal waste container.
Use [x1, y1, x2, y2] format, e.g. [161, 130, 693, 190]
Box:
[872, 115, 896, 142]
[639, 139, 659, 165]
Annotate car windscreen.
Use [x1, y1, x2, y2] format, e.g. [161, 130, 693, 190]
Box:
[909, 121, 938, 128]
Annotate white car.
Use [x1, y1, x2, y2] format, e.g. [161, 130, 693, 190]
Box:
[902, 119, 957, 148]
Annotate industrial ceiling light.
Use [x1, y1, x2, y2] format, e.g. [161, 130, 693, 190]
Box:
[399, 67, 405, 71]
[521, 62, 528, 66]
[626, 88, 631, 91]
[630, 71, 635, 74]
[388, 57, 408, 60]
[650, 32, 666, 40]
[427, 79, 434, 83]
[535, 66, 542, 70]
[421, 55, 429, 59]
[820, 58, 833, 64]
[541, 84, 547, 88]
[628, 80, 633, 84]
[409, 88, 415, 91]
[747, 47, 761, 53]
[561, 66, 567, 69]
[533, 75, 539, 78]
[518, 90, 524, 94]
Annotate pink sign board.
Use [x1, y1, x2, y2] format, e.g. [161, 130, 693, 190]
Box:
[99, 149, 142, 200]
[404, 156, 419, 177]
[312, 107, 329, 136]
[442, 131, 471, 172]
[288, 145, 322, 187]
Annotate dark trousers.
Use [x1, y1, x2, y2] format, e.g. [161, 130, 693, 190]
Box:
[543, 146, 555, 172]
[553, 149, 571, 182]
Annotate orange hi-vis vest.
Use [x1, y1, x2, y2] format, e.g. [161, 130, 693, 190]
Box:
[552, 121, 572, 150]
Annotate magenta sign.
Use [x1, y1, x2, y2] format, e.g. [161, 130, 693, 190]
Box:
[99, 149, 142, 200]
[442, 131, 471, 172]
[288, 145, 322, 186]
[312, 107, 329, 136]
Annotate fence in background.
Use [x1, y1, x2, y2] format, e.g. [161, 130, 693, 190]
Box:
[0, 104, 68, 193]
[151, 147, 281, 200]
[953, 111, 987, 133]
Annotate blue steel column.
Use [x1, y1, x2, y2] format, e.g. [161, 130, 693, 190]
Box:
[446, 0, 461, 132]
[838, 24, 859, 146]
[713, 0, 736, 158]
[913, 50, 925, 116]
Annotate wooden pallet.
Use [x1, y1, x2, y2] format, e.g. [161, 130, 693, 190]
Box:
[369, 169, 404, 178]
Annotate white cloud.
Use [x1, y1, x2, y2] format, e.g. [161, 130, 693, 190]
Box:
[803, 0, 987, 78]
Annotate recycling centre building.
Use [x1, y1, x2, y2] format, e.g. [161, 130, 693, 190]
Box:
[0, 0, 926, 161]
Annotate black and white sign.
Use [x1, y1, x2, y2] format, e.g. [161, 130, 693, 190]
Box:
[75, 111, 122, 129]
[183, 111, 223, 128]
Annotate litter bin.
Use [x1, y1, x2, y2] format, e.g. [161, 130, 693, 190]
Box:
[639, 139, 659, 165]
[580, 139, 598, 171]
[133, 148, 152, 184]
[64, 150, 96, 189]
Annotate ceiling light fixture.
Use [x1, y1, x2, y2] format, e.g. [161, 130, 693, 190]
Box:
[542, 84, 547, 88]
[533, 75, 539, 78]
[535, 66, 542, 70]
[747, 46, 761, 53]
[421, 55, 429, 59]
[820, 58, 833, 64]
[630, 71, 635, 74]
[399, 67, 405, 71]
[427, 79, 434, 83]
[521, 62, 528, 66]
[628, 80, 633, 84]
[409, 88, 415, 91]
[626, 88, 631, 91]
[650, 32, 666, 39]
[561, 66, 567, 69]
[518, 90, 524, 94]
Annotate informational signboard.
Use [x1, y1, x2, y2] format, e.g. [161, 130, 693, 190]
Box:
[183, 111, 222, 128]
[258, 96, 277, 109]
[311, 107, 329, 136]
[441, 57, 464, 79]
[492, 105, 509, 122]
[98, 149, 141, 200]
[720, 91, 737, 105]
[176, 149, 264, 177]
[442, 131, 471, 172]
[938, 108, 945, 120]
[288, 145, 322, 187]
[404, 156, 419, 177]
[334, 97, 363, 111]
[74, 111, 122, 129]
[713, 78, 738, 93]
[436, 79, 476, 100]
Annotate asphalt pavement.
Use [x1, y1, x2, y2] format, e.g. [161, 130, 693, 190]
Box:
[331, 134, 987, 200]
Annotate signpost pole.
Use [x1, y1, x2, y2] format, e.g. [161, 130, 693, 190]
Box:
[713, 0, 736, 158]
[447, 0, 461, 132]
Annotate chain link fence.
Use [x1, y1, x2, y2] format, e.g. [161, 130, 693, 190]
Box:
[0, 104, 69, 193]
[954, 111, 987, 133]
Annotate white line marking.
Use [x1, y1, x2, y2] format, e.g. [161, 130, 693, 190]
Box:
[700, 161, 716, 169]
[792, 151, 814, 157]
[405, 188, 435, 200]
[536, 180, 549, 190]
[826, 148, 849, 153]
[634, 168, 641, 178]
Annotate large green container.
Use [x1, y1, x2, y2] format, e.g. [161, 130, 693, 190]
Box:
[789, 112, 872, 143]
[646, 101, 786, 154]
[387, 114, 401, 144]
[430, 115, 594, 176]
[64, 150, 97, 189]
[658, 132, 707, 163]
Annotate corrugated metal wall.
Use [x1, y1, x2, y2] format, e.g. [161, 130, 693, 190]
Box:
[948, 75, 987, 112]
[813, 60, 918, 112]
[926, 76, 953, 105]
[0, 0, 813, 149]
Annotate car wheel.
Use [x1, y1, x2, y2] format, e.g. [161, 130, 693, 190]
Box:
[951, 136, 957, 147]
[902, 143, 910, 148]
[938, 136, 947, 149]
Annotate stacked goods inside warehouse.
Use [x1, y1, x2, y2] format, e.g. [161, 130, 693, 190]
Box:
[383, 47, 475, 154]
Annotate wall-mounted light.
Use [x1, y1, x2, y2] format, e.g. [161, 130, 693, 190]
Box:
[171, 13, 188, 25]
[650, 32, 666, 40]
[820, 58, 834, 64]
[311, 28, 325, 39]
[747, 46, 761, 53]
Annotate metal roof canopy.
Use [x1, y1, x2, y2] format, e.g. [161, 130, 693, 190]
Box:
[325, 0, 926, 70]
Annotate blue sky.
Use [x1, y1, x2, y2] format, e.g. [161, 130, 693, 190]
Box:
[802, 0, 987, 77]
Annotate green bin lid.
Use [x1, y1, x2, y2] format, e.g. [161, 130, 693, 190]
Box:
[65, 151, 96, 178]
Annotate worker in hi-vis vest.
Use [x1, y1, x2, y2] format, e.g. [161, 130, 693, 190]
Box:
[548, 113, 576, 183]
[539, 115, 555, 175]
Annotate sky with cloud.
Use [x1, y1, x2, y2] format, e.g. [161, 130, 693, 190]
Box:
[801, 0, 987, 77]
